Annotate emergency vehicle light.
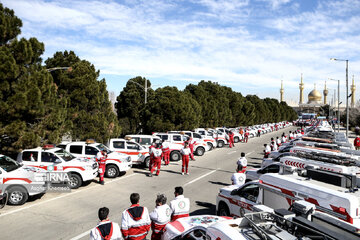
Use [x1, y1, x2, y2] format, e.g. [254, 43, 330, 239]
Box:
[42, 144, 55, 149]
[85, 139, 96, 144]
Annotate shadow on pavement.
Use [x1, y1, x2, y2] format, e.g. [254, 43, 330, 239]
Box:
[133, 170, 149, 175]
[190, 201, 216, 216]
[247, 163, 261, 168]
[208, 181, 229, 186]
[190, 165, 233, 174]
[161, 169, 182, 175]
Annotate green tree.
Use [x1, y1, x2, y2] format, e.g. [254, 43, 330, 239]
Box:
[45, 51, 120, 143]
[115, 77, 153, 135]
[0, 4, 67, 156]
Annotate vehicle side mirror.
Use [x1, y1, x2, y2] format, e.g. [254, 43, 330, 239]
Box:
[55, 159, 62, 163]
[230, 189, 238, 196]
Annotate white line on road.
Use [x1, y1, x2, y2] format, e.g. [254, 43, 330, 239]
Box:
[247, 151, 254, 155]
[227, 151, 236, 155]
[184, 169, 217, 186]
[0, 173, 137, 218]
[70, 230, 89, 240]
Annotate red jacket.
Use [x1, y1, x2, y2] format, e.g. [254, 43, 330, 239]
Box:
[354, 137, 360, 147]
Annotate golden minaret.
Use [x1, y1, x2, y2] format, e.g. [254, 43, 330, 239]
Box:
[351, 75, 356, 108]
[280, 80, 284, 102]
[323, 81, 328, 105]
[299, 73, 304, 104]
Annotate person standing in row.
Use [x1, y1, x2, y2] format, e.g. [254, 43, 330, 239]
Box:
[231, 165, 246, 186]
[149, 144, 162, 177]
[188, 137, 196, 161]
[97, 150, 107, 185]
[228, 131, 234, 148]
[237, 152, 247, 171]
[148, 141, 157, 171]
[161, 141, 170, 165]
[149, 194, 171, 240]
[121, 193, 150, 240]
[264, 144, 271, 158]
[180, 142, 191, 175]
[170, 187, 190, 221]
[90, 207, 122, 240]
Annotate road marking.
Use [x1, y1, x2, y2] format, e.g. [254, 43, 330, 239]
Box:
[70, 230, 89, 240]
[184, 169, 217, 186]
[247, 151, 254, 155]
[227, 151, 236, 155]
[0, 173, 136, 218]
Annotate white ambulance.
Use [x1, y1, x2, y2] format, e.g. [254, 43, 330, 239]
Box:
[107, 138, 151, 167]
[1, 154, 46, 205]
[18, 146, 98, 189]
[59, 141, 131, 178]
[216, 170, 360, 227]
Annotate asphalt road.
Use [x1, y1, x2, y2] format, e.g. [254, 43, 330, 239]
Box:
[0, 126, 297, 240]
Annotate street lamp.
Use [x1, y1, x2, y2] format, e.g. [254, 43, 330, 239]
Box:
[128, 79, 151, 104]
[328, 78, 340, 133]
[330, 58, 349, 137]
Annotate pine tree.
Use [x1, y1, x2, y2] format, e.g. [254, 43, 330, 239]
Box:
[0, 3, 67, 156]
[45, 51, 120, 143]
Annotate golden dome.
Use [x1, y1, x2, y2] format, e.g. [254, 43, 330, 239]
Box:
[308, 89, 322, 103]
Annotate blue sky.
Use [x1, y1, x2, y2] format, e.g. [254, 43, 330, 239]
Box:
[2, 0, 360, 106]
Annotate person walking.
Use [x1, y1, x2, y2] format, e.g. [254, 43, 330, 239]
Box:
[121, 193, 151, 240]
[180, 142, 191, 175]
[149, 194, 172, 240]
[149, 144, 162, 177]
[170, 187, 190, 221]
[90, 207, 122, 240]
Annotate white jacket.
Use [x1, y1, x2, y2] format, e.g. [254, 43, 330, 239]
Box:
[231, 172, 246, 186]
[170, 195, 190, 217]
[180, 148, 191, 156]
[90, 220, 123, 240]
[237, 157, 247, 168]
[150, 204, 172, 225]
[265, 145, 271, 153]
[121, 204, 151, 239]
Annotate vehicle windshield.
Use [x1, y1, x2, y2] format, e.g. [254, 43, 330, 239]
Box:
[0, 155, 22, 172]
[96, 144, 112, 154]
[54, 149, 76, 161]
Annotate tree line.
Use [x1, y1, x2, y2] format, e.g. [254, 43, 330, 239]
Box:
[116, 77, 297, 135]
[0, 4, 297, 156]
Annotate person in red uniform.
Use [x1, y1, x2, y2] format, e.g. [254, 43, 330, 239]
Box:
[161, 141, 170, 165]
[96, 150, 107, 185]
[148, 141, 157, 171]
[149, 194, 171, 240]
[354, 136, 360, 150]
[228, 131, 235, 148]
[121, 193, 151, 240]
[244, 131, 249, 143]
[187, 137, 196, 161]
[149, 144, 162, 177]
[180, 142, 191, 175]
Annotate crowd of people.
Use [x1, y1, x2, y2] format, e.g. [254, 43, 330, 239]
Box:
[263, 129, 304, 158]
[89, 187, 190, 240]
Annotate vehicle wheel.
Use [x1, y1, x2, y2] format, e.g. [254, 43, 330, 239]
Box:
[217, 140, 224, 148]
[234, 137, 239, 143]
[7, 186, 28, 205]
[217, 202, 230, 216]
[105, 164, 119, 178]
[207, 142, 214, 150]
[144, 157, 150, 168]
[170, 151, 181, 161]
[68, 173, 83, 189]
[195, 147, 205, 156]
